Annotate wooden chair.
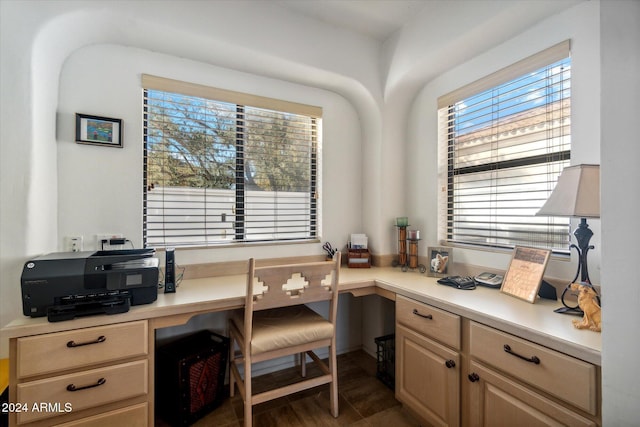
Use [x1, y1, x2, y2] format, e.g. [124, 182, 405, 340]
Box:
[229, 254, 341, 426]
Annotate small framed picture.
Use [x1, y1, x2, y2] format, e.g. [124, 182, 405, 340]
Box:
[75, 113, 123, 147]
[427, 246, 452, 277]
[501, 246, 551, 303]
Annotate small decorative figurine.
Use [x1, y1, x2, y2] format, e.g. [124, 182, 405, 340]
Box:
[570, 283, 601, 332]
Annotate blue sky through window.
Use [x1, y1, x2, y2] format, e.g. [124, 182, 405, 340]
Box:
[454, 58, 571, 137]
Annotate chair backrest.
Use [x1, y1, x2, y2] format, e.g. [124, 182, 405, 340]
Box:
[245, 253, 341, 312]
[241, 254, 341, 354]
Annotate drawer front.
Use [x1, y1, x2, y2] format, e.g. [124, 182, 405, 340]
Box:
[17, 321, 148, 378]
[469, 322, 597, 415]
[16, 360, 148, 424]
[396, 295, 460, 349]
[53, 403, 148, 427]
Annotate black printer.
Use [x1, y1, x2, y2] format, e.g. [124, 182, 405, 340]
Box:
[21, 249, 159, 322]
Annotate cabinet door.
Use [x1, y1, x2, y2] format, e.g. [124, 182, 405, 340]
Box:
[396, 324, 460, 427]
[467, 361, 597, 427]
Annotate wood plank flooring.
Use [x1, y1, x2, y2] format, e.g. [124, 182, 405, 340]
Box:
[157, 350, 421, 426]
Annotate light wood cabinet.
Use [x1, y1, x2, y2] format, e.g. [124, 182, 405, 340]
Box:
[8, 321, 150, 426]
[53, 403, 148, 427]
[466, 321, 600, 426]
[396, 295, 461, 426]
[395, 297, 601, 427]
[16, 321, 148, 378]
[467, 361, 596, 427]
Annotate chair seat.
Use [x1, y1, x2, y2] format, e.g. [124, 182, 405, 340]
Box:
[232, 305, 334, 355]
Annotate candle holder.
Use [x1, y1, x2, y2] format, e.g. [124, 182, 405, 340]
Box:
[392, 225, 408, 268]
[392, 221, 426, 273]
[406, 236, 427, 273]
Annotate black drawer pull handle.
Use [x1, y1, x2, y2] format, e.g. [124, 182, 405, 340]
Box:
[503, 344, 540, 364]
[412, 309, 433, 319]
[468, 372, 480, 382]
[66, 377, 106, 392]
[445, 359, 456, 369]
[67, 335, 106, 348]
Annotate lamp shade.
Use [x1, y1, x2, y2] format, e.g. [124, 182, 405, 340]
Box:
[536, 164, 600, 218]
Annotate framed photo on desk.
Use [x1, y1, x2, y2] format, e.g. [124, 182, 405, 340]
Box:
[501, 246, 551, 303]
[427, 246, 452, 277]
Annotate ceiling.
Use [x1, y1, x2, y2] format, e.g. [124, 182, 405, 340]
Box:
[276, 0, 429, 42]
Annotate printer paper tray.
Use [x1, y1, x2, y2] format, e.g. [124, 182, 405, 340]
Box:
[47, 296, 130, 322]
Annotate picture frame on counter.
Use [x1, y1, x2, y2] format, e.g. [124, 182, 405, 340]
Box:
[427, 246, 452, 277]
[500, 246, 551, 303]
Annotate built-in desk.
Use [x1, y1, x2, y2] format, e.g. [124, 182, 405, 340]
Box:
[1, 267, 601, 426]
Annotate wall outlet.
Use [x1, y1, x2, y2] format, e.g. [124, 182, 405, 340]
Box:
[96, 233, 124, 250]
[65, 236, 83, 252]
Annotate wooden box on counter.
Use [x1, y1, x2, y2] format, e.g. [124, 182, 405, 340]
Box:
[347, 248, 371, 268]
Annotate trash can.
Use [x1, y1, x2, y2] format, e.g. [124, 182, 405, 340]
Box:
[374, 334, 395, 390]
[156, 331, 229, 426]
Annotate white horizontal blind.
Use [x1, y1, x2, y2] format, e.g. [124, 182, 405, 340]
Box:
[143, 78, 320, 247]
[438, 44, 571, 252]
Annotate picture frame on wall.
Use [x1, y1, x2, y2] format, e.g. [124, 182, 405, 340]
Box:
[75, 113, 123, 148]
[427, 246, 453, 277]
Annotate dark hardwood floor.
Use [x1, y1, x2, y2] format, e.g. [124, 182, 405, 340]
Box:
[157, 350, 421, 426]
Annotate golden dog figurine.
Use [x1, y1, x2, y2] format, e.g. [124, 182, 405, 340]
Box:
[570, 283, 601, 332]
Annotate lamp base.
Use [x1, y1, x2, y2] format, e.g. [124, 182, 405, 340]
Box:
[553, 306, 583, 316]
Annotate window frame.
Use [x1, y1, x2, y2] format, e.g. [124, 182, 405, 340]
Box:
[142, 75, 322, 249]
[437, 41, 572, 254]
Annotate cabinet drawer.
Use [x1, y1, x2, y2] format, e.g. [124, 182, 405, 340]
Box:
[469, 322, 597, 415]
[17, 321, 148, 378]
[16, 360, 148, 424]
[53, 402, 148, 427]
[396, 295, 460, 349]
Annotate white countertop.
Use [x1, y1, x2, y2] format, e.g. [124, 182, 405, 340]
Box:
[1, 266, 601, 365]
[340, 267, 601, 365]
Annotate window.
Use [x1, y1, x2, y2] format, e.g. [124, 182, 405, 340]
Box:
[142, 75, 321, 248]
[438, 41, 571, 253]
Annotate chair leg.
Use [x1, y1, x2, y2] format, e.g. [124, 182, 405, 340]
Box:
[229, 328, 236, 398]
[244, 355, 252, 427]
[300, 351, 306, 377]
[329, 343, 339, 417]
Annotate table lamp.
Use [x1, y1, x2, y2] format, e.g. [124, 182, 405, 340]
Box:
[536, 164, 600, 314]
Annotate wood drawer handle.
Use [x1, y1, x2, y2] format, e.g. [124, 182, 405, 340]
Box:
[468, 372, 480, 382]
[67, 335, 106, 348]
[445, 359, 456, 369]
[66, 377, 106, 392]
[412, 308, 432, 319]
[503, 344, 540, 364]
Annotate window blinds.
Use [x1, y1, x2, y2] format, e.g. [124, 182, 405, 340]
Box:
[437, 41, 571, 252]
[142, 75, 321, 247]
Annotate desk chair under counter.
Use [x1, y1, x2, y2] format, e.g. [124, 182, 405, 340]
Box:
[229, 255, 341, 426]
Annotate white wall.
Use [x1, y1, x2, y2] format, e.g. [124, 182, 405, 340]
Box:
[57, 44, 362, 261]
[54, 43, 367, 360]
[600, 1, 640, 425]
